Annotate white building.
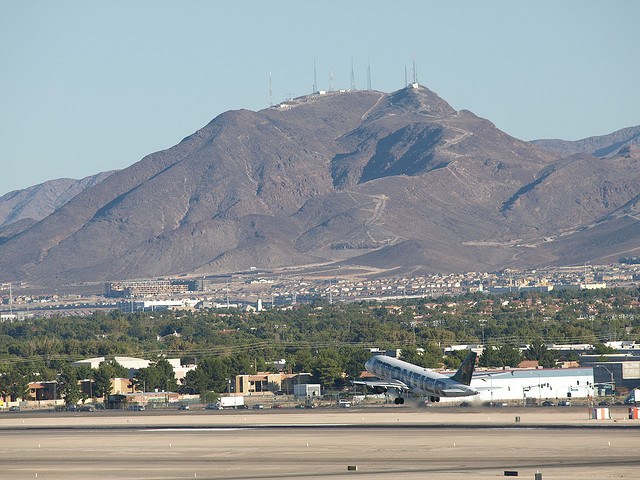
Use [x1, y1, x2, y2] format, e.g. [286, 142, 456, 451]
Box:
[293, 384, 321, 399]
[117, 299, 199, 312]
[439, 367, 594, 405]
[71, 356, 195, 381]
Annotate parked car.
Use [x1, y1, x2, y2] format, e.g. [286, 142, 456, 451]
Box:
[205, 403, 223, 410]
[252, 404, 265, 409]
[127, 405, 145, 411]
[541, 401, 555, 407]
[8, 406, 21, 412]
[79, 405, 95, 412]
[178, 405, 190, 410]
[598, 400, 611, 406]
[558, 400, 571, 407]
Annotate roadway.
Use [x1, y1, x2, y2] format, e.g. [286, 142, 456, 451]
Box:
[1, 406, 638, 479]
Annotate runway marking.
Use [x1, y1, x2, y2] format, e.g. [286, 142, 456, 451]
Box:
[143, 428, 251, 432]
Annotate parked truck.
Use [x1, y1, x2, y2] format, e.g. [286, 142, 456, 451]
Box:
[216, 396, 246, 409]
[624, 388, 640, 405]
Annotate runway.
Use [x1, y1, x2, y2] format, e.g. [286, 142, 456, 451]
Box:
[1, 407, 638, 479]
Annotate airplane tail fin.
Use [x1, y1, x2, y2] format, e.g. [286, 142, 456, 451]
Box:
[451, 351, 477, 385]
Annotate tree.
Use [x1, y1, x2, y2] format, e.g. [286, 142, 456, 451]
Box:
[479, 346, 501, 368]
[496, 345, 522, 368]
[443, 350, 467, 369]
[58, 367, 82, 406]
[93, 366, 113, 399]
[0, 370, 29, 402]
[287, 348, 314, 373]
[593, 343, 616, 355]
[480, 345, 522, 368]
[181, 357, 229, 394]
[421, 343, 445, 369]
[309, 349, 344, 389]
[399, 346, 422, 365]
[525, 341, 555, 368]
[135, 359, 178, 393]
[92, 360, 129, 399]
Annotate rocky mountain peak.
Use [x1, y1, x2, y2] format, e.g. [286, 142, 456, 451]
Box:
[0, 86, 638, 285]
[386, 83, 457, 118]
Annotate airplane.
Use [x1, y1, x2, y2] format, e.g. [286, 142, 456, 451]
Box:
[354, 350, 479, 404]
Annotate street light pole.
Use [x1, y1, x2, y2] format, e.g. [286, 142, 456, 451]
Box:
[600, 365, 615, 399]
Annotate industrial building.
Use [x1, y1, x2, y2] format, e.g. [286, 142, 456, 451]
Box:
[107, 279, 190, 297]
[439, 367, 595, 405]
[235, 372, 313, 396]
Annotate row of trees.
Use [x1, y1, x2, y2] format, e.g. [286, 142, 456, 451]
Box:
[1, 288, 638, 402]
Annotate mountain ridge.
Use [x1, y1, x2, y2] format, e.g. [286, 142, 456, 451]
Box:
[1, 85, 638, 285]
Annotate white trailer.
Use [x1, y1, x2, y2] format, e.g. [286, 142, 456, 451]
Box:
[217, 396, 245, 409]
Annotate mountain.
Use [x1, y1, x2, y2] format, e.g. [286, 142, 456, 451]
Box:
[531, 125, 640, 158]
[0, 172, 116, 229]
[0, 85, 638, 286]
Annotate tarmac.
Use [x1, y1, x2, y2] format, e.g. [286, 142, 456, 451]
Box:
[1, 406, 638, 479]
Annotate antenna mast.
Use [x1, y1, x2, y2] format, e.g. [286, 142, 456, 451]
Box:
[268, 72, 273, 107]
[412, 58, 418, 84]
[313, 56, 318, 93]
[404, 66, 408, 87]
[367, 58, 372, 90]
[330, 70, 334, 92]
[350, 58, 356, 90]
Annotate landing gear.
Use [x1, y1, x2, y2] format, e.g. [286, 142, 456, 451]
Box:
[394, 397, 405, 405]
[429, 396, 440, 403]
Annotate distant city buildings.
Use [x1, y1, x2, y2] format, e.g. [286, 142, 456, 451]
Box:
[2, 262, 640, 319]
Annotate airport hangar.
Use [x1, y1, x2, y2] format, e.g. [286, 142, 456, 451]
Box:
[438, 367, 594, 405]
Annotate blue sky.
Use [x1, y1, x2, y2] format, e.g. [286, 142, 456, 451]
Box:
[1, 1, 639, 195]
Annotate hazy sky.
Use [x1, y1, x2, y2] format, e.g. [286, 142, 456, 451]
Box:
[2, 1, 639, 195]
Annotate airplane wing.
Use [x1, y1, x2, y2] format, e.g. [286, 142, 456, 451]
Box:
[353, 379, 409, 392]
[473, 372, 511, 379]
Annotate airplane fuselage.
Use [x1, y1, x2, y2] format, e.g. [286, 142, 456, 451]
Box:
[364, 355, 479, 398]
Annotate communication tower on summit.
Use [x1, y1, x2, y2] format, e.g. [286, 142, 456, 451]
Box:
[350, 58, 356, 90]
[367, 59, 372, 90]
[412, 58, 419, 84]
[268, 72, 273, 107]
[313, 56, 318, 94]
